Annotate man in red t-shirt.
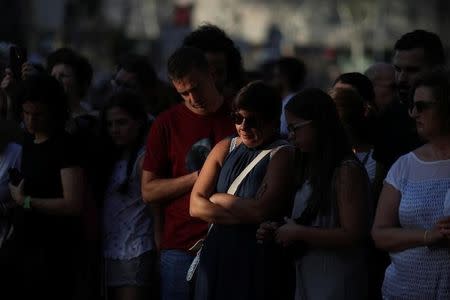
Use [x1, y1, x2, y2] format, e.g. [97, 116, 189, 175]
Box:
[141, 47, 235, 300]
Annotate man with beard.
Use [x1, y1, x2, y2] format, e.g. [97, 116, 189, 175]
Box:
[373, 29, 445, 193]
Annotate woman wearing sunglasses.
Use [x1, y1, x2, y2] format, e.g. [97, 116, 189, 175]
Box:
[190, 81, 295, 300]
[372, 70, 450, 299]
[257, 88, 370, 299]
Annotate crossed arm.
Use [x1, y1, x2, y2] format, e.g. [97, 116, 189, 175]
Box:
[190, 138, 296, 224]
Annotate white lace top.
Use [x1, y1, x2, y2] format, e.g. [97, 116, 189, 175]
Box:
[383, 152, 450, 299]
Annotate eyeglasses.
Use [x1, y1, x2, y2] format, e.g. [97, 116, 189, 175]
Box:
[231, 113, 259, 129]
[409, 100, 436, 113]
[287, 120, 312, 134]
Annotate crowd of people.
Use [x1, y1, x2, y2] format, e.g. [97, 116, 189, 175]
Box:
[0, 24, 449, 300]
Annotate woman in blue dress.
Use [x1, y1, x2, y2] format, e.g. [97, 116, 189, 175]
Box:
[190, 81, 296, 300]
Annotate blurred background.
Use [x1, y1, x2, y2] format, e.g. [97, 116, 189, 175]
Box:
[1, 0, 449, 89]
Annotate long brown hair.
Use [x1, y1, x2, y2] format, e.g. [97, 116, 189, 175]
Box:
[285, 88, 353, 216]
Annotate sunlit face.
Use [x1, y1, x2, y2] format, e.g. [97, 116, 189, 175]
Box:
[172, 68, 217, 115]
[106, 106, 141, 146]
[393, 48, 430, 101]
[51, 64, 79, 97]
[22, 101, 50, 135]
[205, 52, 227, 92]
[410, 86, 440, 140]
[285, 110, 315, 152]
[233, 109, 275, 148]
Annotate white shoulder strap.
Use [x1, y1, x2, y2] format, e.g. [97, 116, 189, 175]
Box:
[226, 148, 271, 195]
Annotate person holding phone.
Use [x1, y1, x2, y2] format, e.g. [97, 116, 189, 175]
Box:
[7, 74, 86, 300]
[1, 45, 38, 121]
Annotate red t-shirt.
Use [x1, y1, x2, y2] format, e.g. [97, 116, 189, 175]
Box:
[143, 103, 235, 251]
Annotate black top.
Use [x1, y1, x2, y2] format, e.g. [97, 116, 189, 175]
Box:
[19, 132, 82, 245]
[372, 99, 423, 169]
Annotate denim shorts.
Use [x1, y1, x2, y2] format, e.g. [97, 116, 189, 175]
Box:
[105, 250, 155, 287]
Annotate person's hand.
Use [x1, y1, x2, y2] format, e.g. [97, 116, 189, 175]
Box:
[275, 217, 301, 247]
[210, 193, 227, 204]
[210, 193, 219, 204]
[8, 180, 25, 206]
[21, 62, 38, 80]
[256, 221, 279, 242]
[1, 68, 15, 92]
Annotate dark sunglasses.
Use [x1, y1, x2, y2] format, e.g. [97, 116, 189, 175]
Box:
[409, 100, 436, 113]
[231, 113, 259, 128]
[287, 120, 312, 134]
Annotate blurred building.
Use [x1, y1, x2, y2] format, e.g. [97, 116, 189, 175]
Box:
[0, 0, 449, 87]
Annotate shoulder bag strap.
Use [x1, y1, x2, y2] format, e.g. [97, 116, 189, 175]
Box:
[226, 148, 272, 195]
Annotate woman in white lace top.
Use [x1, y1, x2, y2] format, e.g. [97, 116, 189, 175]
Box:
[372, 70, 450, 299]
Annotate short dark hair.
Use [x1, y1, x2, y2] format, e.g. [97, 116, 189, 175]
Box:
[117, 53, 158, 87]
[275, 57, 307, 91]
[20, 74, 69, 132]
[333, 72, 375, 105]
[411, 68, 450, 134]
[167, 46, 210, 81]
[394, 30, 446, 67]
[183, 24, 244, 85]
[232, 80, 281, 124]
[47, 48, 93, 97]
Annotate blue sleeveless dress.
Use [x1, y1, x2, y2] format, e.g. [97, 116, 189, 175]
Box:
[193, 140, 289, 300]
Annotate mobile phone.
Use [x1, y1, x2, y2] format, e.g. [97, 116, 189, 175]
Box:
[9, 46, 27, 80]
[8, 167, 23, 186]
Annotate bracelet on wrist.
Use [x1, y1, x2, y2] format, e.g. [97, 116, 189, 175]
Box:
[423, 229, 430, 246]
[23, 195, 31, 209]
